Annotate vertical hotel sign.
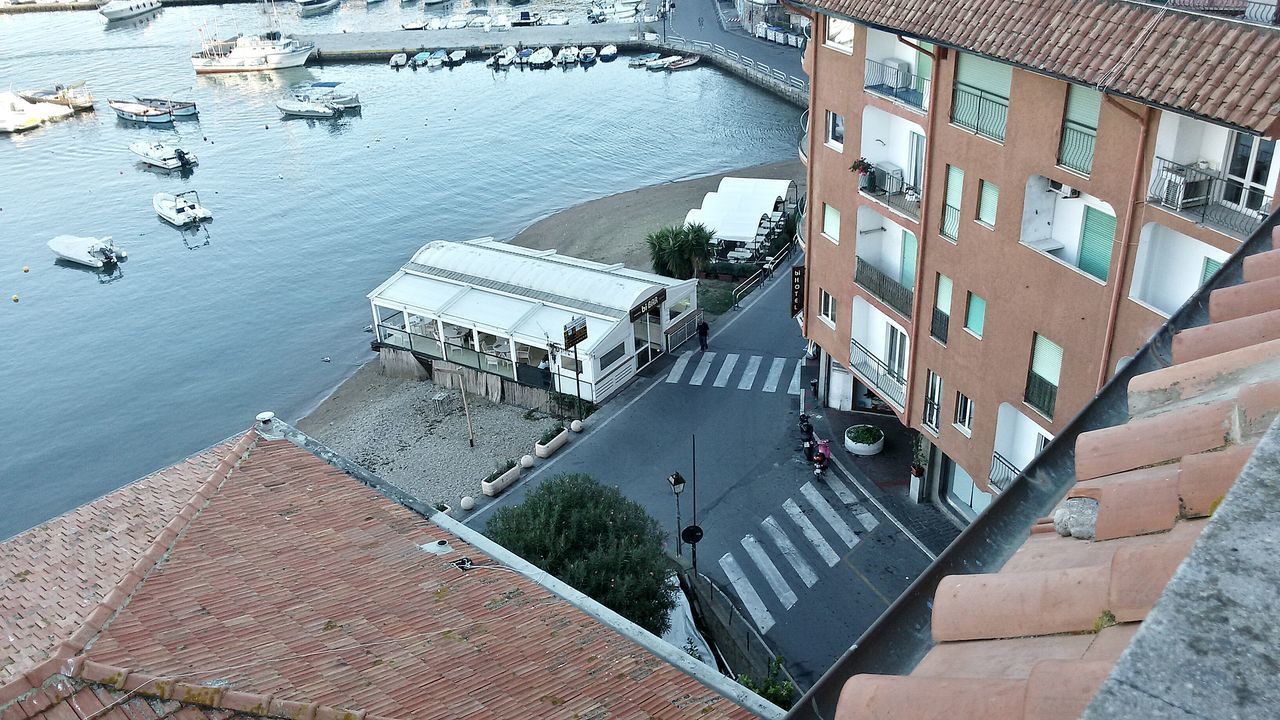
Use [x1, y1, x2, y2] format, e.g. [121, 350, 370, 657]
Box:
[790, 266, 806, 317]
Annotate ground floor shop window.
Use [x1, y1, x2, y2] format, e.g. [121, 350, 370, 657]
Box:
[943, 456, 991, 519]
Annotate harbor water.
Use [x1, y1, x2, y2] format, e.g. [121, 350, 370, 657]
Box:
[0, 4, 798, 538]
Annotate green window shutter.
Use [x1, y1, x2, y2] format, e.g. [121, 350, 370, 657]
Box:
[955, 53, 1011, 98]
[1078, 206, 1116, 281]
[965, 293, 986, 336]
[946, 166, 964, 209]
[935, 274, 952, 313]
[1031, 334, 1063, 385]
[1201, 257, 1224, 284]
[900, 231, 918, 288]
[915, 42, 934, 93]
[1064, 85, 1102, 130]
[978, 181, 999, 226]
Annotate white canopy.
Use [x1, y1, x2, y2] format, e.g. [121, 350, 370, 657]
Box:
[684, 177, 796, 246]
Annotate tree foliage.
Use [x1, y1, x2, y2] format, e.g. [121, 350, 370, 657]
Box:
[486, 473, 677, 635]
[646, 222, 714, 280]
[738, 656, 796, 710]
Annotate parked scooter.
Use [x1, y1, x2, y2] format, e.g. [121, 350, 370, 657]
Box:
[811, 438, 831, 477]
[798, 413, 831, 477]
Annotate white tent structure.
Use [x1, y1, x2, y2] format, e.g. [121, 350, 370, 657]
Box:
[367, 238, 700, 403]
[684, 177, 798, 254]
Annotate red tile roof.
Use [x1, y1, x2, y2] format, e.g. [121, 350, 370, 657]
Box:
[2, 432, 762, 720]
[832, 228, 1280, 718]
[801, 0, 1280, 135]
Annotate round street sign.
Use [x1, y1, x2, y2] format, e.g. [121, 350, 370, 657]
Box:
[681, 524, 704, 545]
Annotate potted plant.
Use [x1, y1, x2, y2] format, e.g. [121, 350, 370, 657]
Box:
[433, 501, 453, 517]
[849, 157, 876, 191]
[535, 423, 569, 458]
[909, 433, 930, 503]
[844, 424, 885, 456]
[481, 458, 521, 497]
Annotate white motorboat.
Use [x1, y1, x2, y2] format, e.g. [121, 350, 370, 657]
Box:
[297, 0, 340, 15]
[48, 235, 126, 269]
[133, 96, 199, 116]
[18, 83, 94, 112]
[467, 15, 491, 29]
[629, 52, 659, 67]
[444, 15, 469, 28]
[402, 21, 428, 30]
[579, 46, 598, 64]
[486, 46, 517, 68]
[389, 52, 409, 68]
[512, 11, 540, 26]
[668, 55, 700, 70]
[99, 0, 161, 21]
[543, 13, 568, 25]
[491, 14, 511, 30]
[0, 93, 52, 133]
[646, 55, 682, 70]
[276, 97, 340, 118]
[108, 99, 172, 123]
[293, 81, 360, 108]
[528, 47, 553, 68]
[425, 17, 446, 29]
[154, 191, 213, 226]
[444, 50, 466, 66]
[191, 31, 314, 74]
[129, 141, 198, 170]
[553, 46, 579, 65]
[426, 49, 448, 68]
[599, 44, 617, 62]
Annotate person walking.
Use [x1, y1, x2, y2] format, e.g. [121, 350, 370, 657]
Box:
[697, 318, 709, 351]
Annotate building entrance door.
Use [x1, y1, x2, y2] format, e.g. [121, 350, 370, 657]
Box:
[633, 306, 665, 369]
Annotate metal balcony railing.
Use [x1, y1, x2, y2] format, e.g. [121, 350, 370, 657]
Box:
[1024, 371, 1058, 419]
[854, 258, 914, 319]
[1058, 120, 1096, 176]
[798, 108, 810, 163]
[863, 58, 929, 112]
[930, 307, 949, 343]
[860, 162, 921, 221]
[988, 451, 1020, 492]
[940, 204, 960, 241]
[850, 338, 906, 408]
[1147, 156, 1273, 239]
[951, 83, 1008, 142]
[1161, 0, 1279, 25]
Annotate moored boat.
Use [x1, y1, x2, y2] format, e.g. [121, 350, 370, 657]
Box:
[133, 97, 199, 116]
[276, 97, 341, 118]
[99, 0, 161, 21]
[129, 141, 198, 170]
[410, 50, 432, 66]
[667, 55, 700, 70]
[108, 99, 172, 123]
[48, 236, 126, 269]
[628, 52, 659, 67]
[18, 83, 94, 112]
[191, 31, 314, 74]
[646, 55, 681, 70]
[467, 14, 491, 29]
[444, 15, 469, 28]
[0, 92, 59, 133]
[512, 10, 541, 25]
[599, 44, 617, 62]
[389, 52, 409, 68]
[427, 49, 448, 68]
[553, 46, 579, 65]
[154, 191, 213, 226]
[579, 46, 597, 64]
[444, 50, 467, 66]
[296, 0, 340, 16]
[514, 48, 534, 64]
[402, 20, 428, 30]
[528, 47, 553, 67]
[542, 13, 568, 25]
[294, 81, 360, 109]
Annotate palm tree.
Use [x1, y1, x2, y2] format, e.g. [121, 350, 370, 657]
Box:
[645, 225, 681, 277]
[681, 222, 715, 278]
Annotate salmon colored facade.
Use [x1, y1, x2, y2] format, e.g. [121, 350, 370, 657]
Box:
[796, 11, 1280, 519]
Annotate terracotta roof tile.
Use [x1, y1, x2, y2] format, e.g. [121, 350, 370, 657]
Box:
[805, 0, 1280, 134]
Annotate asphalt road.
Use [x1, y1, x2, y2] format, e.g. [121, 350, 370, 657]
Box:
[466, 271, 933, 689]
[657, 0, 805, 80]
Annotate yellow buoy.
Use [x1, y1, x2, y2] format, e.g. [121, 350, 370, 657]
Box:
[11, 295, 18, 303]
[22, 266, 30, 273]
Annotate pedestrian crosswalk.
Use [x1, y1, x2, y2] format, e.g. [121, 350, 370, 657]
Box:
[666, 351, 803, 395]
[718, 480, 881, 635]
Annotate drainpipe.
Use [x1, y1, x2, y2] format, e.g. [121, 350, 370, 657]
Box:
[894, 35, 936, 60]
[1095, 96, 1151, 392]
[905, 46, 945, 418]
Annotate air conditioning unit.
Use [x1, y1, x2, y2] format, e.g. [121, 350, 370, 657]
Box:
[1155, 167, 1211, 211]
[882, 57, 913, 90]
[875, 161, 905, 191]
[1047, 179, 1081, 199]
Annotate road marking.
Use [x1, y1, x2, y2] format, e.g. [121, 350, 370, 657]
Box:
[761, 516, 818, 588]
[738, 355, 763, 390]
[829, 455, 937, 561]
[713, 353, 740, 388]
[800, 482, 860, 549]
[688, 351, 716, 386]
[741, 534, 797, 609]
[825, 475, 881, 532]
[665, 353, 691, 383]
[787, 359, 802, 395]
[762, 358, 786, 393]
[719, 552, 775, 634]
[783, 498, 840, 567]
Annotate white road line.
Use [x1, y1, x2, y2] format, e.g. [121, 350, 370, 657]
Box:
[688, 351, 716, 386]
[761, 516, 818, 588]
[830, 455, 937, 560]
[713, 353, 740, 388]
[762, 358, 786, 393]
[825, 475, 881, 532]
[787, 359, 803, 395]
[738, 355, 763, 390]
[800, 482, 860, 549]
[741, 534, 798, 609]
[783, 498, 840, 567]
[719, 553, 775, 634]
[665, 353, 692, 383]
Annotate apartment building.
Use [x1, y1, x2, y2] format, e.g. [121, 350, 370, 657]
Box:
[792, 0, 1280, 520]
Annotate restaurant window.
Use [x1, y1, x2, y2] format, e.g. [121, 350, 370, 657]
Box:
[598, 343, 626, 370]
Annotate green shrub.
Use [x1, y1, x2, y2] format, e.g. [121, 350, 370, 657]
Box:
[539, 424, 566, 445]
[738, 657, 795, 709]
[484, 458, 517, 483]
[845, 425, 884, 445]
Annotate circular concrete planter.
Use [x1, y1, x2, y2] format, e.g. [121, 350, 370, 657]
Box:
[535, 428, 570, 458]
[844, 425, 885, 456]
[481, 464, 521, 497]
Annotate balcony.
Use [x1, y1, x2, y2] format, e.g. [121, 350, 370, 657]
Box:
[860, 163, 921, 221]
[1024, 371, 1058, 419]
[850, 338, 906, 408]
[1019, 175, 1118, 282]
[940, 204, 960, 241]
[1058, 120, 1096, 177]
[855, 257, 913, 319]
[950, 83, 1008, 142]
[864, 58, 929, 113]
[930, 307, 949, 343]
[992, 402, 1053, 491]
[988, 451, 1020, 492]
[1147, 156, 1272, 239]
[798, 108, 809, 165]
[1130, 222, 1230, 317]
[1162, 0, 1280, 26]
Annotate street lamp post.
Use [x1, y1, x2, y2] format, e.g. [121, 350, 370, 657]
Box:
[668, 471, 686, 556]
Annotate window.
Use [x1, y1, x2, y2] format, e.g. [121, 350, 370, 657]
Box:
[1059, 84, 1100, 176]
[932, 274, 952, 343]
[942, 165, 963, 240]
[598, 343, 626, 370]
[923, 370, 943, 432]
[944, 457, 991, 517]
[885, 325, 907, 381]
[819, 289, 837, 324]
[824, 16, 855, 52]
[951, 53, 1011, 142]
[822, 203, 841, 243]
[1201, 257, 1223, 285]
[1223, 132, 1274, 214]
[559, 356, 582, 374]
[1078, 206, 1116, 282]
[1026, 333, 1063, 419]
[977, 180, 999, 227]
[964, 292, 986, 338]
[954, 392, 974, 434]
[899, 231, 918, 289]
[825, 111, 845, 151]
[667, 294, 692, 320]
